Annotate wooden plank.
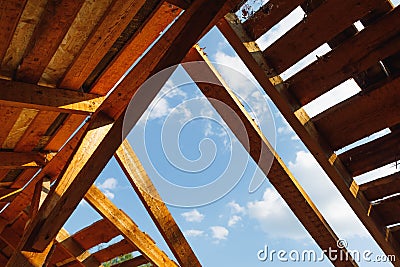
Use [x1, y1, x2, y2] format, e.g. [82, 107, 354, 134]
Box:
[44, 114, 87, 152]
[263, 0, 389, 74]
[339, 129, 400, 176]
[15, 0, 240, 259]
[166, 0, 190, 9]
[0, 79, 105, 115]
[115, 140, 201, 267]
[85, 186, 177, 267]
[0, 0, 48, 78]
[360, 172, 400, 201]
[116, 255, 148, 267]
[183, 45, 358, 267]
[14, 111, 60, 152]
[39, 0, 113, 87]
[90, 2, 181, 95]
[11, 168, 38, 189]
[87, 239, 136, 264]
[72, 219, 120, 251]
[218, 13, 400, 265]
[2, 109, 39, 150]
[59, 0, 147, 90]
[371, 195, 400, 226]
[0, 170, 10, 182]
[242, 0, 303, 40]
[312, 76, 400, 151]
[0, 152, 47, 169]
[0, 106, 21, 147]
[288, 7, 400, 105]
[15, 0, 85, 84]
[0, 0, 27, 63]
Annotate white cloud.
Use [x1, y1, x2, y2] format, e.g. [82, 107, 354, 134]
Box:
[288, 151, 369, 238]
[247, 187, 308, 240]
[210, 226, 229, 241]
[98, 177, 117, 190]
[181, 209, 205, 223]
[228, 215, 242, 227]
[184, 229, 204, 237]
[227, 201, 246, 215]
[103, 190, 115, 200]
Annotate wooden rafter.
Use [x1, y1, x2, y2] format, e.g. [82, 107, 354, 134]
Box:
[84, 185, 177, 266]
[360, 172, 400, 201]
[115, 139, 201, 267]
[0, 152, 48, 169]
[8, 1, 241, 266]
[183, 45, 357, 267]
[217, 11, 400, 265]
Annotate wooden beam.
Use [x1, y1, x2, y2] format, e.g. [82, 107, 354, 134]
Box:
[0, 152, 48, 169]
[217, 13, 400, 265]
[90, 2, 182, 95]
[0, 107, 22, 148]
[360, 172, 400, 201]
[84, 239, 136, 264]
[59, 0, 148, 90]
[71, 219, 121, 251]
[288, 7, 400, 105]
[263, 0, 388, 73]
[115, 140, 201, 267]
[14, 0, 241, 260]
[0, 79, 104, 115]
[371, 195, 400, 226]
[15, 0, 85, 84]
[339, 129, 400, 176]
[0, 0, 27, 62]
[116, 255, 148, 267]
[84, 185, 177, 266]
[183, 45, 357, 267]
[166, 0, 191, 10]
[312, 76, 400, 151]
[242, 0, 303, 40]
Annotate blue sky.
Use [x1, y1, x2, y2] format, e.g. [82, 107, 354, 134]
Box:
[64, 1, 400, 266]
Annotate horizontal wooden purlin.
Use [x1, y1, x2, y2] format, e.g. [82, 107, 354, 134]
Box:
[339, 130, 400, 176]
[262, 0, 384, 74]
[59, 0, 147, 90]
[218, 13, 400, 265]
[183, 45, 358, 267]
[288, 6, 400, 105]
[391, 226, 400, 248]
[0, 0, 27, 63]
[0, 79, 104, 115]
[87, 239, 136, 264]
[312, 76, 400, 151]
[242, 0, 303, 40]
[0, 152, 48, 169]
[84, 186, 178, 266]
[0, 106, 22, 147]
[371, 195, 400, 226]
[71, 219, 121, 251]
[15, 0, 85, 84]
[360, 172, 400, 201]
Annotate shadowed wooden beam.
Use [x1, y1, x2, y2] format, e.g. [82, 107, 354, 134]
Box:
[339, 129, 400, 176]
[0, 152, 48, 169]
[83, 239, 136, 265]
[115, 140, 201, 267]
[0, 0, 27, 62]
[15, 0, 85, 84]
[360, 172, 400, 201]
[370, 195, 400, 226]
[116, 255, 148, 267]
[242, 0, 303, 40]
[217, 12, 400, 265]
[0, 79, 104, 115]
[312, 76, 400, 151]
[263, 0, 389, 73]
[183, 45, 358, 267]
[84, 185, 177, 266]
[288, 6, 400, 105]
[9, 1, 241, 265]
